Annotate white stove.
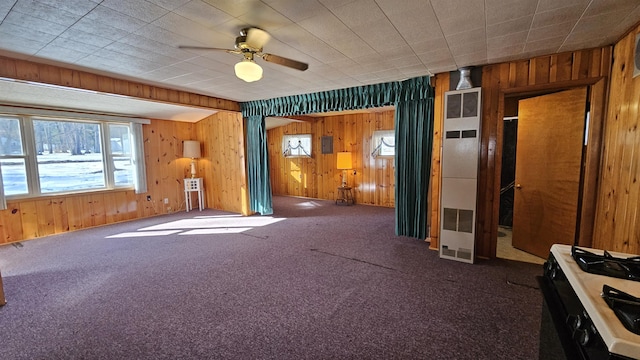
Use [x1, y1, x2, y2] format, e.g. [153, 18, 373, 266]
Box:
[549, 244, 640, 359]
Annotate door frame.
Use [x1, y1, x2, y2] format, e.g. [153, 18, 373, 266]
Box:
[488, 77, 608, 258]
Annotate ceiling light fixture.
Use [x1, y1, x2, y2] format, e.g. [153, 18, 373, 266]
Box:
[234, 53, 263, 82]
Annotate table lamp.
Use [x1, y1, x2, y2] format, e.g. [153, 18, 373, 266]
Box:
[183, 140, 201, 178]
[337, 152, 352, 187]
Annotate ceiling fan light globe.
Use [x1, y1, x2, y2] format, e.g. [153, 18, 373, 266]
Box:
[235, 59, 263, 82]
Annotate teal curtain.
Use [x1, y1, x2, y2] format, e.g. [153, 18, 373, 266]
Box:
[394, 93, 434, 238]
[241, 76, 433, 238]
[246, 115, 273, 215]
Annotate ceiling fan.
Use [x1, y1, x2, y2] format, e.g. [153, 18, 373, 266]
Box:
[179, 27, 309, 83]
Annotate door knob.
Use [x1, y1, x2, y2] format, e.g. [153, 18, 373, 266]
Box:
[515, 184, 522, 189]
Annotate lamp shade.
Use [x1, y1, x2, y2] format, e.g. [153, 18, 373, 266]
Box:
[234, 59, 263, 82]
[336, 152, 352, 169]
[183, 140, 201, 159]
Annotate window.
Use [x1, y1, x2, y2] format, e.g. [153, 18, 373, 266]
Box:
[0, 116, 28, 195]
[0, 114, 143, 198]
[371, 130, 395, 157]
[282, 134, 312, 157]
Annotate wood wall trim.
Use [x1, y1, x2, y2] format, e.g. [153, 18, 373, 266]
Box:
[428, 72, 448, 250]
[0, 55, 240, 112]
[477, 46, 612, 259]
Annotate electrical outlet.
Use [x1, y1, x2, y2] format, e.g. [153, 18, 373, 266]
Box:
[146, 195, 151, 201]
[167, 207, 172, 212]
[163, 198, 169, 204]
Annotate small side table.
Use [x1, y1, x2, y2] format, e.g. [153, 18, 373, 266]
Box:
[184, 178, 204, 212]
[336, 186, 354, 205]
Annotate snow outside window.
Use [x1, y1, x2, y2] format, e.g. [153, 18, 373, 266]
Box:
[371, 130, 395, 157]
[282, 134, 312, 157]
[0, 115, 140, 197]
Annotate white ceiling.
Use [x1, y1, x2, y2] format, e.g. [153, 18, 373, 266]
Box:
[0, 0, 639, 120]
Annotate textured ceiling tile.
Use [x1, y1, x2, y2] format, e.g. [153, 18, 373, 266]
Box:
[584, 0, 639, 17]
[86, 5, 149, 33]
[201, 0, 259, 18]
[411, 36, 449, 54]
[487, 44, 524, 59]
[445, 28, 486, 49]
[173, 0, 235, 27]
[105, 42, 179, 67]
[0, 22, 58, 44]
[531, 5, 584, 29]
[376, 0, 430, 16]
[71, 17, 133, 41]
[485, 0, 537, 25]
[384, 8, 444, 44]
[0, 2, 10, 19]
[558, 36, 609, 53]
[486, 31, 527, 51]
[573, 10, 635, 36]
[59, 28, 115, 48]
[152, 12, 230, 46]
[118, 33, 187, 59]
[352, 21, 406, 53]
[523, 35, 564, 53]
[537, 0, 589, 12]
[297, 9, 351, 43]
[270, 23, 346, 63]
[330, 37, 377, 58]
[417, 49, 456, 64]
[147, 0, 191, 11]
[263, 0, 327, 22]
[486, 15, 533, 38]
[0, 30, 48, 54]
[527, 22, 574, 43]
[35, 0, 100, 16]
[610, 6, 640, 36]
[46, 37, 103, 55]
[3, 11, 69, 36]
[431, 0, 485, 35]
[236, 1, 292, 33]
[450, 39, 486, 57]
[454, 49, 488, 67]
[332, 0, 386, 28]
[13, 0, 82, 26]
[101, 0, 169, 22]
[36, 44, 90, 63]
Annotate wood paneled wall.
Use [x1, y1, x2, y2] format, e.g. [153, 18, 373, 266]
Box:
[475, 47, 611, 259]
[195, 111, 250, 215]
[0, 55, 239, 112]
[267, 111, 396, 207]
[0, 118, 197, 244]
[593, 24, 640, 254]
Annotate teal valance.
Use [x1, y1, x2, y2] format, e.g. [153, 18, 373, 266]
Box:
[241, 76, 432, 117]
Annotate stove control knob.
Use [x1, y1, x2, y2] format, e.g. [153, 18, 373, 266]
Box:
[576, 328, 591, 346]
[566, 314, 583, 330]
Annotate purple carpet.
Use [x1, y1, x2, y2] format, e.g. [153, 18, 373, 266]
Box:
[0, 196, 543, 359]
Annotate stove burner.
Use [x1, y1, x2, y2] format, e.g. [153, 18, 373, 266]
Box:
[571, 246, 640, 282]
[602, 285, 640, 335]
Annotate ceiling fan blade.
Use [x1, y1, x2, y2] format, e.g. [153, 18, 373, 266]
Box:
[178, 46, 237, 54]
[245, 28, 270, 50]
[261, 53, 309, 71]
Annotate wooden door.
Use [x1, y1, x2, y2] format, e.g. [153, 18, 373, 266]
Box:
[512, 87, 587, 258]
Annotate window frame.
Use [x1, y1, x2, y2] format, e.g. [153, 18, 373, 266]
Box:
[282, 134, 313, 158]
[0, 113, 138, 198]
[371, 129, 395, 158]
